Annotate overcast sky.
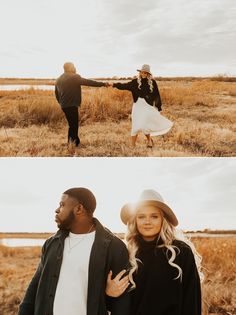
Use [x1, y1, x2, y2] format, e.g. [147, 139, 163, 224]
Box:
[0, 0, 235, 78]
[0, 158, 235, 233]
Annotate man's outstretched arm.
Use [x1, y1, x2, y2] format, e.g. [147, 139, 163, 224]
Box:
[79, 77, 108, 88]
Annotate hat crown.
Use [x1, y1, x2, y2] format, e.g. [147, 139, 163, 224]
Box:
[139, 189, 164, 203]
[140, 64, 151, 73]
[120, 189, 178, 226]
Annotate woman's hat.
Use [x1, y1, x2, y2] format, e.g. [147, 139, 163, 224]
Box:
[137, 64, 152, 75]
[120, 189, 178, 226]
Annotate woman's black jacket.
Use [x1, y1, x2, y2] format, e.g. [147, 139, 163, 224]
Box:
[130, 238, 201, 315]
[113, 78, 162, 111]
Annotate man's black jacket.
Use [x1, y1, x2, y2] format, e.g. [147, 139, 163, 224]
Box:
[18, 218, 130, 315]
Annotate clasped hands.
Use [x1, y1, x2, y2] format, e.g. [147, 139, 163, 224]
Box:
[105, 82, 114, 87]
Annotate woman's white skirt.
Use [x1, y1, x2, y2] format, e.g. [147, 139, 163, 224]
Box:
[131, 98, 173, 136]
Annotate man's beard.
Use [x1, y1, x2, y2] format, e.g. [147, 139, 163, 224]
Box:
[57, 211, 75, 230]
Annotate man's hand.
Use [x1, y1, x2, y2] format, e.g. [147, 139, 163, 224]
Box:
[106, 270, 130, 297]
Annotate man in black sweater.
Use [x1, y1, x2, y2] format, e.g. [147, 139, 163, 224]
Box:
[55, 62, 108, 149]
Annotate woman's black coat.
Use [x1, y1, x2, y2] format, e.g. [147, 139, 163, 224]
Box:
[130, 237, 201, 315]
[113, 78, 162, 111]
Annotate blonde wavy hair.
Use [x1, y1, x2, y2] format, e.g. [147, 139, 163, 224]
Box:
[137, 73, 154, 92]
[126, 210, 204, 290]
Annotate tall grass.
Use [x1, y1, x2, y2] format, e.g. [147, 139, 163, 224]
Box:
[0, 80, 235, 156]
[1, 81, 235, 127]
[194, 237, 236, 315]
[0, 237, 235, 315]
[0, 87, 132, 127]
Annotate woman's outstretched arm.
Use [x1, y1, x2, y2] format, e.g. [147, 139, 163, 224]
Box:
[113, 80, 135, 91]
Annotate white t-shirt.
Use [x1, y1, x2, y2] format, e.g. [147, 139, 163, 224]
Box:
[53, 231, 95, 315]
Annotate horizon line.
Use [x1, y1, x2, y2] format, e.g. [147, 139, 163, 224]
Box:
[0, 74, 236, 81]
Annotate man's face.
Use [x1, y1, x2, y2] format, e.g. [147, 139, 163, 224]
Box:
[55, 194, 78, 230]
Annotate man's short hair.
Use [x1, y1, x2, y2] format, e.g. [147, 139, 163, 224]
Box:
[63, 62, 76, 73]
[63, 187, 96, 214]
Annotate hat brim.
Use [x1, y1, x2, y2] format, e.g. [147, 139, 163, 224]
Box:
[137, 69, 152, 75]
[120, 200, 178, 227]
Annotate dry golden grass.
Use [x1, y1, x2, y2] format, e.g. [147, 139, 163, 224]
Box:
[0, 245, 41, 315]
[0, 237, 235, 315]
[193, 237, 236, 315]
[0, 80, 235, 156]
[0, 232, 53, 239]
[0, 78, 55, 85]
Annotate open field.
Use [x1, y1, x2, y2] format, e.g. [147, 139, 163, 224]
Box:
[1, 230, 235, 239]
[0, 78, 55, 86]
[0, 237, 235, 315]
[0, 75, 235, 85]
[0, 232, 53, 239]
[0, 79, 236, 156]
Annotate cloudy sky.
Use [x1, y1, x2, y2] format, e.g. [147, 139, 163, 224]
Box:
[0, 158, 235, 233]
[0, 0, 235, 78]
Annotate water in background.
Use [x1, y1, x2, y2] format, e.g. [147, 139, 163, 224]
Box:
[0, 238, 46, 247]
[0, 84, 54, 91]
[0, 233, 235, 247]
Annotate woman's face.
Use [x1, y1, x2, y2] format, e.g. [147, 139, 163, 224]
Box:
[136, 205, 163, 241]
[140, 71, 149, 78]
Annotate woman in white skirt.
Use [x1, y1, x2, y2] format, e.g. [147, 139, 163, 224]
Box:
[112, 64, 173, 147]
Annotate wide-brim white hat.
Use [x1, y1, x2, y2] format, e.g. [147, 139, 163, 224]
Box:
[120, 189, 178, 227]
[137, 64, 152, 75]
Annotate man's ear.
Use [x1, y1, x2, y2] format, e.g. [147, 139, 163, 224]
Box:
[74, 203, 84, 215]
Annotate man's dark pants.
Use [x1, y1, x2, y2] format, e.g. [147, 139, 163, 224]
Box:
[62, 106, 80, 147]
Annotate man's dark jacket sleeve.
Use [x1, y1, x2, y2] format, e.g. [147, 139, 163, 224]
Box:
[18, 242, 46, 315]
[79, 77, 106, 87]
[106, 237, 130, 315]
[55, 85, 59, 103]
